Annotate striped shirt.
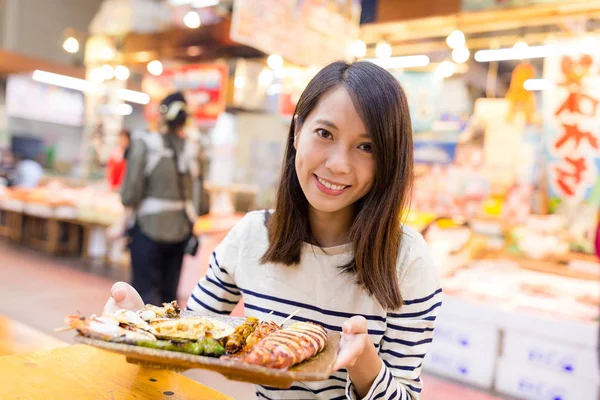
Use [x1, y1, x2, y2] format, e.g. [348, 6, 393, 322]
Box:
[187, 211, 442, 399]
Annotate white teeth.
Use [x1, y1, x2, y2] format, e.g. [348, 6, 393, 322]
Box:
[317, 176, 346, 191]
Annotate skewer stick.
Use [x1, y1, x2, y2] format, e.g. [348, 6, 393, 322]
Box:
[278, 309, 300, 327]
[54, 326, 74, 332]
[259, 311, 274, 323]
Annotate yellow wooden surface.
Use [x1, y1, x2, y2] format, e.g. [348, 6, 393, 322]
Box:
[0, 315, 68, 357]
[0, 344, 234, 400]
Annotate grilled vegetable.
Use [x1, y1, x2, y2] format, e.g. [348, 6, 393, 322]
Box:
[137, 337, 225, 357]
[243, 322, 327, 369]
[225, 317, 259, 354]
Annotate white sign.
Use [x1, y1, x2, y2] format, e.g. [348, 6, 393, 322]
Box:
[6, 74, 85, 127]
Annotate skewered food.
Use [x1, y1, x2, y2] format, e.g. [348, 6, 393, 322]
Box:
[137, 338, 225, 357]
[243, 322, 327, 369]
[65, 315, 157, 342]
[225, 317, 259, 354]
[246, 320, 281, 348]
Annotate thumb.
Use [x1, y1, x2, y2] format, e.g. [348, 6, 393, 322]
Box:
[104, 282, 144, 313]
[342, 316, 368, 334]
[111, 282, 128, 302]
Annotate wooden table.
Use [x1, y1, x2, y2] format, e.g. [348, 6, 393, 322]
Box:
[0, 315, 67, 357]
[0, 344, 234, 399]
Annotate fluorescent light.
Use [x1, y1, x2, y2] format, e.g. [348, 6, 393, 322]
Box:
[192, 0, 219, 7]
[349, 40, 367, 58]
[435, 61, 456, 78]
[452, 46, 470, 64]
[366, 55, 430, 69]
[147, 60, 163, 76]
[98, 104, 133, 116]
[114, 65, 130, 81]
[170, 0, 219, 5]
[474, 42, 595, 62]
[63, 37, 79, 54]
[32, 70, 96, 92]
[446, 30, 466, 49]
[117, 89, 150, 105]
[101, 64, 114, 80]
[258, 68, 274, 87]
[376, 41, 392, 59]
[116, 104, 133, 115]
[184, 11, 201, 28]
[33, 70, 151, 105]
[524, 79, 552, 91]
[267, 54, 284, 70]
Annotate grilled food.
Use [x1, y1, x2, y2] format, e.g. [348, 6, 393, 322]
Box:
[246, 320, 281, 348]
[225, 317, 259, 354]
[149, 317, 234, 341]
[243, 322, 327, 369]
[137, 338, 225, 357]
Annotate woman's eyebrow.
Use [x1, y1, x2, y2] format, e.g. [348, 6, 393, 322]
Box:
[314, 119, 338, 130]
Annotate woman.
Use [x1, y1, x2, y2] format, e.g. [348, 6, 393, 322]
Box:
[106, 62, 440, 399]
[119, 92, 199, 305]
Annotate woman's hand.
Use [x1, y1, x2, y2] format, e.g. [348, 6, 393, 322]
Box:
[332, 316, 370, 371]
[103, 282, 144, 313]
[333, 316, 383, 398]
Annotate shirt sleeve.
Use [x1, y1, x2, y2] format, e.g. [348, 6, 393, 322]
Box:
[346, 231, 442, 400]
[186, 216, 246, 314]
[120, 138, 147, 207]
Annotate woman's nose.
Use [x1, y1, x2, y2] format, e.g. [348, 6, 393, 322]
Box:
[325, 148, 351, 175]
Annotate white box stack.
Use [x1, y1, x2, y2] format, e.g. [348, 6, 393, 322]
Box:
[423, 297, 501, 389]
[496, 311, 599, 400]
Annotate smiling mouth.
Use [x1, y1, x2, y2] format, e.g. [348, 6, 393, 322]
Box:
[315, 174, 350, 191]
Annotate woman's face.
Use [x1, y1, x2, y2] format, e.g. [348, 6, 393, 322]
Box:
[294, 86, 375, 215]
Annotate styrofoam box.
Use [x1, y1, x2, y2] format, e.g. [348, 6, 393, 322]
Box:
[423, 317, 499, 389]
[503, 330, 599, 383]
[440, 296, 505, 326]
[499, 309, 599, 349]
[496, 357, 599, 400]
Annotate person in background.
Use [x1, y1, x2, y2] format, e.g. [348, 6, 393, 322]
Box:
[106, 129, 131, 191]
[118, 92, 199, 305]
[13, 153, 44, 188]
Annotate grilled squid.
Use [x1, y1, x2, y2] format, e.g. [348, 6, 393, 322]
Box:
[242, 322, 327, 369]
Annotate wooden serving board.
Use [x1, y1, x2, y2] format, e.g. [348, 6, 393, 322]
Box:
[74, 313, 340, 389]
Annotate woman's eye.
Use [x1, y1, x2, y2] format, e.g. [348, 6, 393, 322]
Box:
[316, 129, 332, 139]
[359, 143, 373, 153]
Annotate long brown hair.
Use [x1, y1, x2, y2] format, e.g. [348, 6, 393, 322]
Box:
[260, 61, 414, 310]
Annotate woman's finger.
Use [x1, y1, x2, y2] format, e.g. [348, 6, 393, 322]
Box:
[332, 334, 365, 371]
[342, 316, 368, 334]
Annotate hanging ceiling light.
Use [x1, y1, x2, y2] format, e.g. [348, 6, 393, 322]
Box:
[89, 68, 105, 84]
[349, 40, 367, 58]
[147, 60, 163, 76]
[62, 37, 79, 54]
[452, 46, 470, 64]
[366, 55, 430, 69]
[184, 10, 201, 29]
[114, 65, 130, 81]
[375, 41, 392, 59]
[435, 61, 456, 78]
[259, 68, 274, 87]
[267, 54, 284, 70]
[446, 30, 466, 49]
[101, 64, 114, 80]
